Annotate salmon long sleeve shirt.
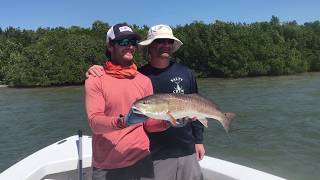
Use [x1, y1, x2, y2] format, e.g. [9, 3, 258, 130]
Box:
[85, 72, 168, 169]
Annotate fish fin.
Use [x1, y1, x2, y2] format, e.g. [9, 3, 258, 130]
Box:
[166, 112, 177, 126]
[198, 119, 208, 128]
[131, 106, 143, 115]
[221, 112, 236, 133]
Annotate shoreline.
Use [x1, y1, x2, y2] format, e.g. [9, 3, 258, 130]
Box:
[1, 72, 319, 89]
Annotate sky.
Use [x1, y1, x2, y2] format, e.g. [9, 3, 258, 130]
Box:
[0, 0, 319, 30]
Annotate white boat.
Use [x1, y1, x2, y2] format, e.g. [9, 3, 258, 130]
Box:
[0, 135, 286, 180]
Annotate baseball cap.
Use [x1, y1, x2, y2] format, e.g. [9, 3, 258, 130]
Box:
[106, 23, 141, 45]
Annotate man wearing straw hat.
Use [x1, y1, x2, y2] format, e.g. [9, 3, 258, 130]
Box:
[87, 24, 205, 180]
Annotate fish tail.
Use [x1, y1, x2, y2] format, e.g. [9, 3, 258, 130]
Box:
[221, 112, 236, 133]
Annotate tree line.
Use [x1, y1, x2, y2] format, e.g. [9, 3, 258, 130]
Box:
[0, 16, 319, 87]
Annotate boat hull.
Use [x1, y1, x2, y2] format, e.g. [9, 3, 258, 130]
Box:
[0, 135, 286, 180]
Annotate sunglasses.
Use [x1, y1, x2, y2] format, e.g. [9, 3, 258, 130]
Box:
[154, 38, 174, 44]
[115, 38, 138, 46]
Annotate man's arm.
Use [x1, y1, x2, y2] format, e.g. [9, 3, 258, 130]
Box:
[85, 76, 123, 134]
[189, 70, 206, 160]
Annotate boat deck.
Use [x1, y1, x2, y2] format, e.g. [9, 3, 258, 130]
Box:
[0, 135, 286, 180]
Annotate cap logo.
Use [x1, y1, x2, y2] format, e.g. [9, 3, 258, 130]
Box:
[119, 26, 132, 32]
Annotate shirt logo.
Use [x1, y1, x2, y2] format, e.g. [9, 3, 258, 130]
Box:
[170, 77, 184, 94]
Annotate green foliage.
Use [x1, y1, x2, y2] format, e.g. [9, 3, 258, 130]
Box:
[174, 17, 320, 78]
[1, 25, 106, 87]
[1, 17, 320, 87]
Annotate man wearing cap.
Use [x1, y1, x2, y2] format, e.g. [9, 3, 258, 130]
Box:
[85, 23, 169, 180]
[87, 24, 205, 180]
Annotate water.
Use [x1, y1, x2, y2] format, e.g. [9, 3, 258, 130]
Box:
[1, 73, 319, 180]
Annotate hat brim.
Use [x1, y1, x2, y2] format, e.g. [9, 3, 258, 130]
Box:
[138, 35, 183, 53]
[114, 32, 141, 41]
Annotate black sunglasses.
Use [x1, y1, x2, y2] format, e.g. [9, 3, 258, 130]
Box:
[154, 38, 174, 44]
[115, 38, 138, 46]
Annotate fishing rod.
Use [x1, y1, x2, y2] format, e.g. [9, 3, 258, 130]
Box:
[78, 130, 83, 180]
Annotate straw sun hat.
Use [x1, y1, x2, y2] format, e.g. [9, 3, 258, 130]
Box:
[138, 24, 183, 53]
